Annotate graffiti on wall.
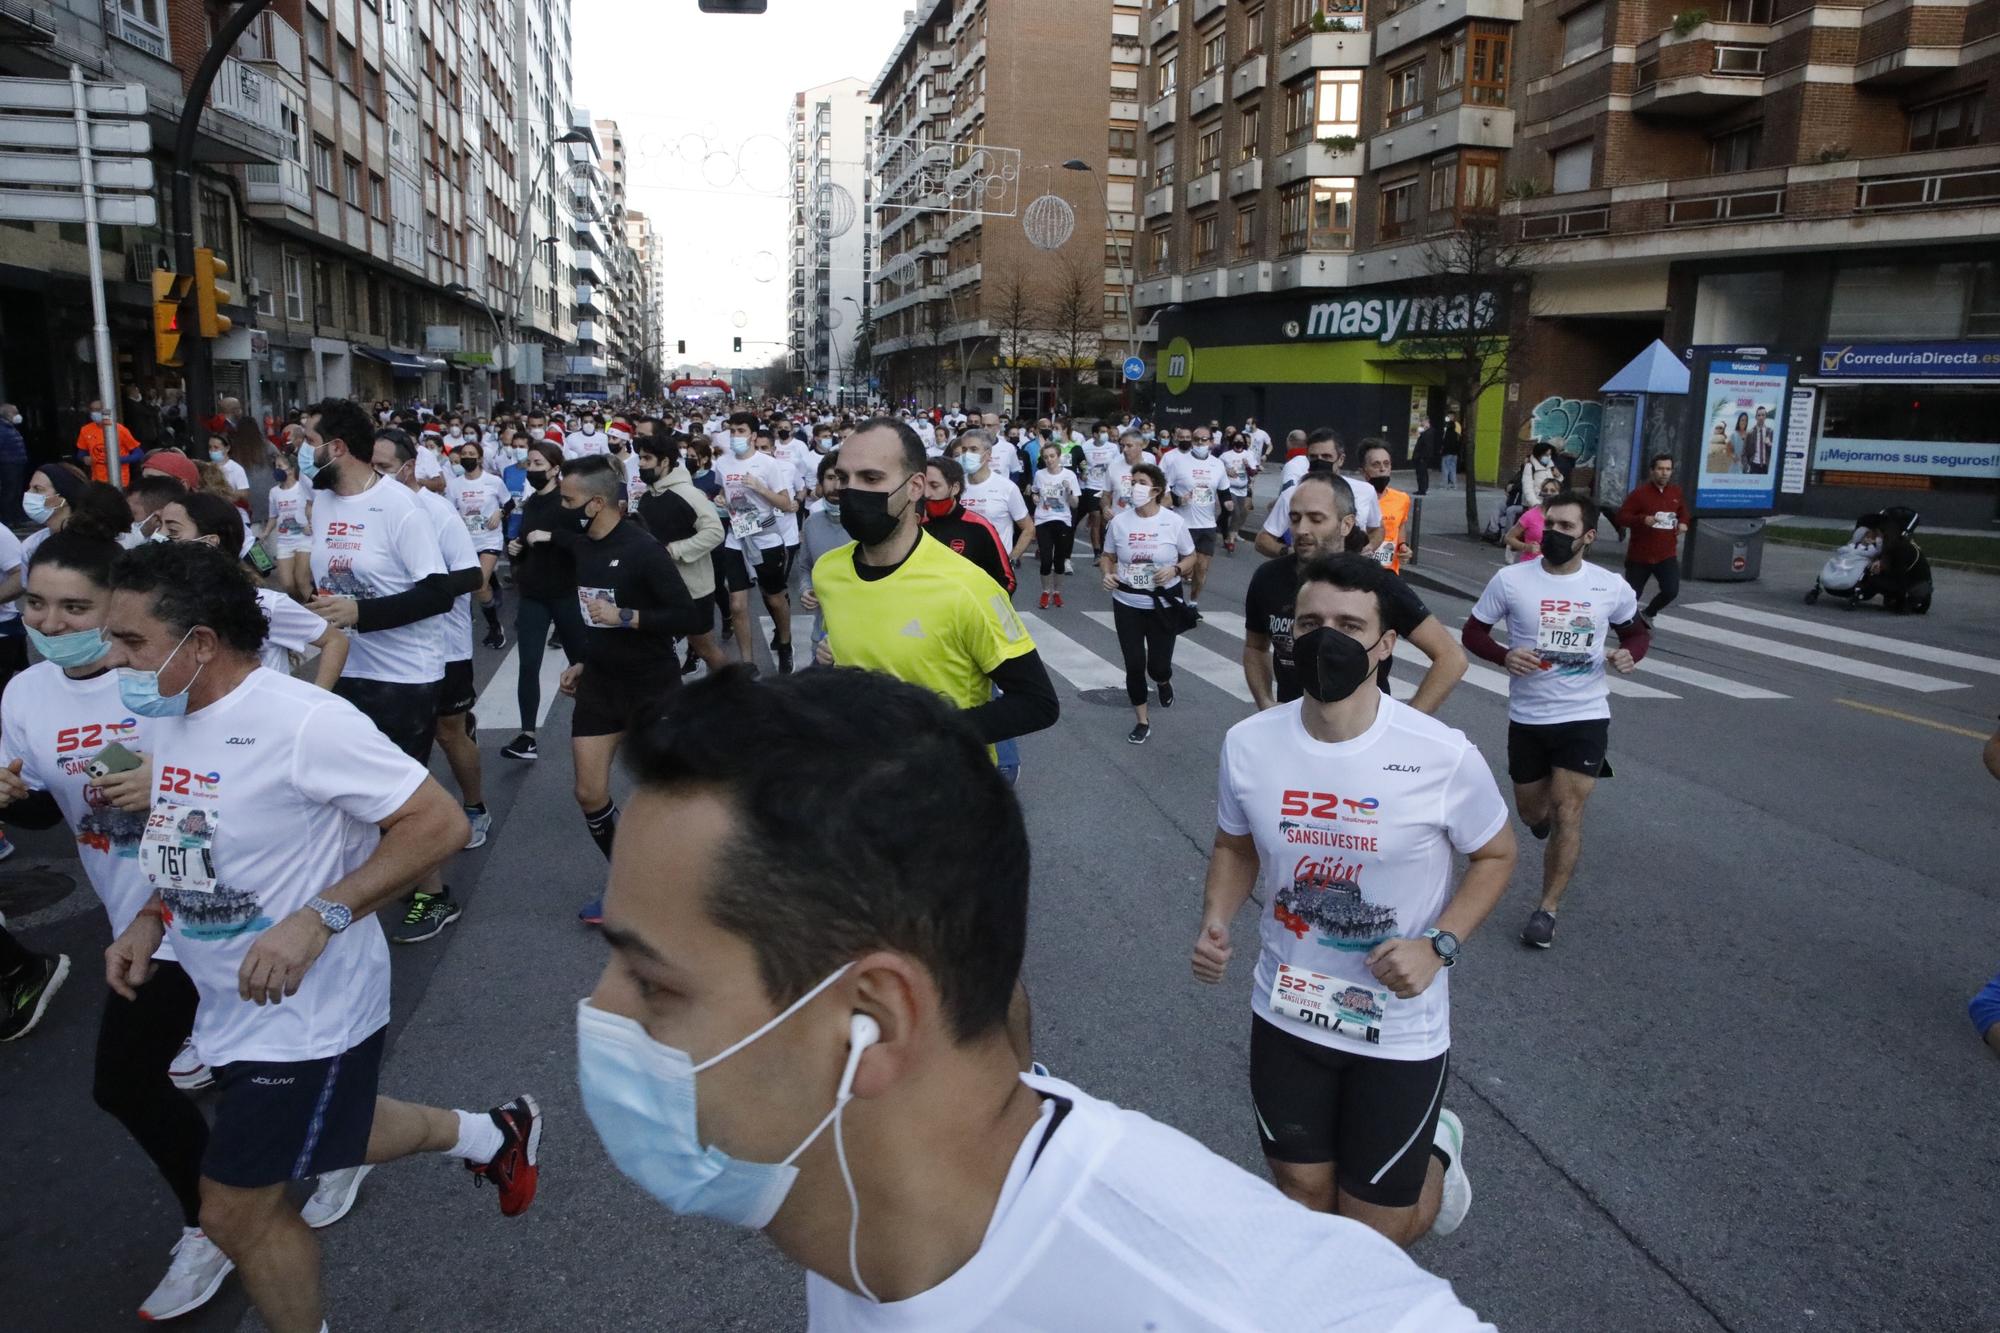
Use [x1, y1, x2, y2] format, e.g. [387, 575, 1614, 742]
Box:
[1527, 396, 1603, 466]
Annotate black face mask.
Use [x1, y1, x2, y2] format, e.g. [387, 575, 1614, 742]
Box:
[838, 481, 908, 546]
[637, 466, 659, 487]
[1293, 626, 1381, 704]
[1306, 458, 1335, 476]
[1541, 528, 1581, 565]
[1367, 474, 1389, 493]
[562, 499, 595, 534]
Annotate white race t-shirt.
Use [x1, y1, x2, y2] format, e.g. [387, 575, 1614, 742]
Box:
[1263, 474, 1383, 542]
[772, 440, 814, 546]
[564, 428, 609, 459]
[1029, 468, 1082, 527]
[805, 1072, 1493, 1332]
[1469, 558, 1640, 725]
[446, 469, 511, 554]
[960, 474, 1030, 550]
[1164, 452, 1228, 531]
[309, 477, 447, 684]
[416, 486, 483, 663]
[0, 663, 160, 947]
[1104, 507, 1194, 608]
[254, 587, 328, 677]
[715, 450, 792, 553]
[1217, 698, 1507, 1060]
[0, 525, 21, 624]
[268, 482, 311, 551]
[143, 669, 428, 1066]
[1079, 439, 1119, 492]
[1105, 453, 1159, 516]
[414, 444, 445, 484]
[987, 437, 1022, 480]
[1219, 447, 1256, 495]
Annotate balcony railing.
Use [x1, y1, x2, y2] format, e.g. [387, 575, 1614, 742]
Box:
[211, 57, 286, 137]
[1517, 204, 1609, 240]
[1857, 164, 2000, 211]
[244, 158, 311, 213]
[1665, 186, 1784, 227]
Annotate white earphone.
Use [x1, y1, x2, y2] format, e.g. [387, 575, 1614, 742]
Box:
[840, 1014, 880, 1100]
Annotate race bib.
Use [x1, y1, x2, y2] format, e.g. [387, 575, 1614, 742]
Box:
[729, 507, 766, 540]
[1536, 608, 1597, 655]
[1122, 562, 1157, 591]
[577, 585, 627, 626]
[142, 784, 220, 895]
[1649, 511, 1678, 530]
[1268, 964, 1387, 1046]
[1374, 541, 1397, 567]
[1191, 484, 1215, 507]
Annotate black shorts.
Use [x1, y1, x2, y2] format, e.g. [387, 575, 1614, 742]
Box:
[438, 658, 476, 717]
[202, 1025, 386, 1188]
[1506, 717, 1612, 784]
[334, 676, 441, 764]
[755, 545, 792, 596]
[1189, 527, 1218, 556]
[571, 662, 676, 738]
[1249, 1015, 1448, 1209]
[716, 547, 752, 593]
[1079, 489, 1102, 516]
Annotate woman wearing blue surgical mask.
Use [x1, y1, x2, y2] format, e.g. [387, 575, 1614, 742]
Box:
[23, 468, 129, 567]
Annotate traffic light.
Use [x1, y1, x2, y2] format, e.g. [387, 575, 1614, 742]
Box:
[193, 247, 233, 339]
[698, 1, 767, 11]
[733, 336, 742, 353]
[677, 340, 686, 354]
[152, 269, 187, 368]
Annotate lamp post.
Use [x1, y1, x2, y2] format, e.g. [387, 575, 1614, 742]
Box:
[1061, 158, 1138, 393]
[508, 126, 595, 400]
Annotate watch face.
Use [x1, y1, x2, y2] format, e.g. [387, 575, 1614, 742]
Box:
[1431, 930, 1458, 958]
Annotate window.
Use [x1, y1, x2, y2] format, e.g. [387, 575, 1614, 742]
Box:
[1156, 51, 1178, 97]
[1152, 147, 1177, 188]
[1284, 82, 1311, 144]
[1379, 177, 1416, 240]
[346, 272, 363, 330]
[1280, 181, 1309, 248]
[311, 136, 334, 191]
[198, 188, 233, 267]
[1105, 290, 1130, 317]
[1315, 70, 1362, 138]
[305, 11, 329, 66]
[1561, 1, 1605, 66]
[1243, 4, 1266, 53]
[1192, 26, 1224, 77]
[1110, 127, 1138, 157]
[1430, 156, 1458, 217]
[360, 62, 381, 110]
[1429, 153, 1500, 226]
[1721, 0, 1771, 21]
[1193, 213, 1219, 261]
[1552, 139, 1594, 192]
[1310, 178, 1354, 248]
[1235, 206, 1258, 254]
[336, 37, 356, 82]
[1468, 27, 1511, 105]
[1239, 104, 1262, 160]
[1112, 68, 1140, 99]
[1149, 227, 1172, 272]
[1287, 0, 1320, 33]
[1709, 124, 1761, 173]
[1197, 121, 1222, 174]
[1385, 62, 1424, 128]
[283, 253, 306, 321]
[1908, 90, 1984, 151]
[1438, 38, 1464, 94]
[369, 172, 387, 219]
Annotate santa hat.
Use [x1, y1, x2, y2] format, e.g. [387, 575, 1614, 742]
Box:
[544, 426, 565, 444]
[607, 426, 632, 444]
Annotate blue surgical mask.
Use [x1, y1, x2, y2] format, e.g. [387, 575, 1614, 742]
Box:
[729, 438, 752, 458]
[576, 963, 867, 1246]
[296, 448, 319, 482]
[1192, 444, 1211, 459]
[27, 623, 109, 668]
[23, 492, 53, 524]
[117, 627, 201, 718]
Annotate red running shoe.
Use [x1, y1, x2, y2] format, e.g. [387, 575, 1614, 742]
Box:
[1052, 592, 1063, 607]
[466, 1094, 542, 1217]
[1038, 592, 1050, 609]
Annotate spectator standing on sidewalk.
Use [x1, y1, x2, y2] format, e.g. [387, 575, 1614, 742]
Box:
[1613, 453, 1689, 621]
[0, 403, 28, 524]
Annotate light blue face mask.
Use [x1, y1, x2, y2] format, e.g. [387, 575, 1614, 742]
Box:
[22, 492, 53, 525]
[296, 447, 319, 482]
[117, 626, 201, 718]
[27, 623, 109, 668]
[576, 962, 881, 1299]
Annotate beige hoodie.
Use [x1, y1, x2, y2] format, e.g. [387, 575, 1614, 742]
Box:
[644, 461, 724, 601]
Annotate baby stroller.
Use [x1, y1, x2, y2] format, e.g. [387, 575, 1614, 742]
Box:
[1805, 506, 1931, 613]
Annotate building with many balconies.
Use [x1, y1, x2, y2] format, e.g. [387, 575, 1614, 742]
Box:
[788, 78, 876, 406]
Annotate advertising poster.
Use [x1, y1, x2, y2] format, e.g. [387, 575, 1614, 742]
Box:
[1695, 359, 1787, 511]
[1779, 386, 1815, 495]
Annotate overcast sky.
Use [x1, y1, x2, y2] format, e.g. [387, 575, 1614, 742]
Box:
[570, 0, 910, 371]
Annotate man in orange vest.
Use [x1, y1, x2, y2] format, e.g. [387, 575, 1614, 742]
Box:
[73, 398, 140, 486]
[1360, 441, 1413, 572]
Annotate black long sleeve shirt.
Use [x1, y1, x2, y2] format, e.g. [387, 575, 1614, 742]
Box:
[571, 518, 703, 675]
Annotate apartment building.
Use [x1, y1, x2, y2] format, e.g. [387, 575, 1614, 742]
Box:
[625, 207, 662, 397]
[787, 78, 876, 406]
[557, 110, 609, 398]
[868, 0, 1151, 416]
[513, 0, 580, 368]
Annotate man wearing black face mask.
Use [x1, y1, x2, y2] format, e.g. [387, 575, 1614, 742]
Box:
[1195, 553, 1516, 1251]
[1462, 491, 1651, 950]
[556, 455, 705, 925]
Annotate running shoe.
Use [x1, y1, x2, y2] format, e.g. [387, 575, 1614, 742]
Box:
[0, 951, 69, 1042]
[301, 1165, 373, 1229]
[167, 1038, 213, 1091]
[466, 1094, 542, 1218]
[577, 898, 604, 925]
[1051, 592, 1063, 608]
[1063, 558, 1074, 575]
[1157, 679, 1175, 709]
[1127, 723, 1151, 745]
[501, 732, 539, 762]
[137, 1227, 234, 1321]
[681, 646, 701, 675]
[463, 807, 493, 850]
[775, 640, 794, 674]
[1520, 909, 1557, 949]
[391, 889, 462, 945]
[1431, 1109, 1472, 1237]
[0, 834, 14, 862]
[1038, 592, 1050, 609]
[482, 629, 506, 650]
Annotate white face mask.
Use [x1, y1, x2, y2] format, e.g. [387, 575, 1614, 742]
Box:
[1130, 483, 1155, 507]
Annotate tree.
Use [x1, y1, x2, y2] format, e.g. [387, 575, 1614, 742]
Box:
[984, 262, 1044, 416]
[1036, 253, 1101, 415]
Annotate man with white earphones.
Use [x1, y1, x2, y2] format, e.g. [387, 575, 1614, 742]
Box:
[576, 665, 1491, 1329]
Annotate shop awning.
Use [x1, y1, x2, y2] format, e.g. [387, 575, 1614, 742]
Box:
[354, 346, 444, 375]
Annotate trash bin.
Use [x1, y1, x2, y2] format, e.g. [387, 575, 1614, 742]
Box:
[1688, 517, 1766, 581]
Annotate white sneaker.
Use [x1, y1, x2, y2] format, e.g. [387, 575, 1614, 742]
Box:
[138, 1227, 234, 1320]
[1431, 1108, 1472, 1237]
[167, 1038, 212, 1091]
[464, 807, 493, 850]
[301, 1164, 373, 1229]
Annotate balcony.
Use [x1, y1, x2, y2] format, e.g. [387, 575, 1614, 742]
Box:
[1276, 29, 1372, 81]
[1195, 0, 1227, 18]
[1148, 1, 1180, 46]
[211, 57, 287, 139]
[1272, 252, 1356, 290]
[1135, 275, 1184, 306]
[1631, 31, 1767, 116]
[575, 283, 598, 309]
[1371, 0, 1519, 61]
[1185, 170, 1222, 208]
[1229, 157, 1264, 196]
[1224, 260, 1275, 296]
[1145, 91, 1178, 133]
[1231, 55, 1268, 100]
[238, 15, 304, 80]
[243, 158, 311, 214]
[1275, 138, 1366, 183]
[1188, 72, 1226, 118]
[926, 49, 951, 69]
[1143, 183, 1177, 218]
[566, 355, 608, 378]
[1366, 105, 1513, 172]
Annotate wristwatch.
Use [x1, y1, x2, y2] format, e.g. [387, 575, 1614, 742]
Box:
[306, 896, 352, 934]
[618, 607, 635, 627]
[1423, 927, 1460, 968]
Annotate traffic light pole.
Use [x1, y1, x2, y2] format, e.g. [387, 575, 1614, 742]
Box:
[72, 64, 120, 484]
[171, 0, 272, 421]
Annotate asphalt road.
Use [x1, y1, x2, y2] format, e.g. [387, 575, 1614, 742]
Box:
[3, 471, 1996, 1332]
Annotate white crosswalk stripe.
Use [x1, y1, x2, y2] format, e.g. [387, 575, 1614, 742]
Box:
[471, 643, 570, 729]
[1016, 612, 1127, 692]
[1633, 659, 1787, 699]
[1684, 602, 2000, 678]
[1083, 612, 1252, 702]
[1654, 614, 1968, 693]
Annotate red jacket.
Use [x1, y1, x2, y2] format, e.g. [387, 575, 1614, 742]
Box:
[1616, 483, 1688, 565]
[922, 503, 1017, 594]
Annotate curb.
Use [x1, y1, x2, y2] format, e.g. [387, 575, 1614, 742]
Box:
[1399, 561, 1486, 603]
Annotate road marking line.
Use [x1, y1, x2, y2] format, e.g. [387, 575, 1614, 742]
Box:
[1686, 602, 2000, 678]
[471, 643, 570, 729]
[1085, 612, 1251, 702]
[1200, 610, 1248, 640]
[1396, 640, 1512, 697]
[1634, 659, 1787, 699]
[1834, 698, 1992, 740]
[1653, 615, 1967, 693]
[1604, 675, 1679, 700]
[1016, 612, 1127, 692]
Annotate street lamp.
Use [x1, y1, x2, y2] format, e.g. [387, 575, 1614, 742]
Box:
[1062, 159, 1138, 373]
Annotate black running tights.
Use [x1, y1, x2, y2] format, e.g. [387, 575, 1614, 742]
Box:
[1112, 600, 1176, 706]
[93, 960, 207, 1226]
[1036, 521, 1074, 577]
